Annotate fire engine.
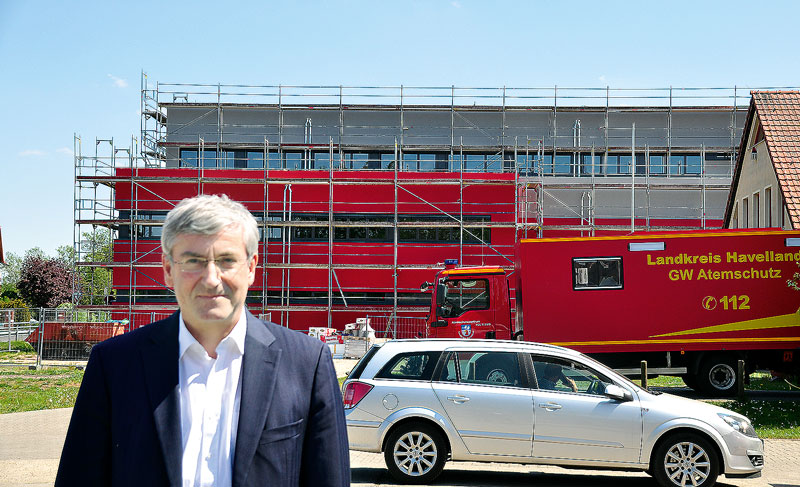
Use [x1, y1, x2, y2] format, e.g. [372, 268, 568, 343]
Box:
[424, 229, 800, 395]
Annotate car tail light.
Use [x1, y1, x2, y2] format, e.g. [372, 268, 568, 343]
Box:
[343, 381, 373, 409]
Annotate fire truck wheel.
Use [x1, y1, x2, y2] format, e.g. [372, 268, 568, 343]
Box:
[652, 433, 719, 487]
[698, 355, 738, 396]
[384, 422, 448, 484]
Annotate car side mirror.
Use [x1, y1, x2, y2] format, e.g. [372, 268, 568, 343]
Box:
[604, 384, 633, 401]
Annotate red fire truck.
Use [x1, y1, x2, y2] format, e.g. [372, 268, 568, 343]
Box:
[424, 229, 800, 395]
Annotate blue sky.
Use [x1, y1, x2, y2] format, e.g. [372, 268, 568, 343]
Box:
[1, 0, 799, 257]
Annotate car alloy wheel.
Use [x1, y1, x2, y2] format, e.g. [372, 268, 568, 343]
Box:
[384, 423, 447, 484]
[654, 434, 718, 487]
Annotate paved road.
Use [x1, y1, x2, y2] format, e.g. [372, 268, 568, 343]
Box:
[1, 408, 799, 487]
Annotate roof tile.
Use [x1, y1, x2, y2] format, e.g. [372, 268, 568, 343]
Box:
[751, 91, 800, 226]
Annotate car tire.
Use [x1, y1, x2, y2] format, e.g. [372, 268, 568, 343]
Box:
[698, 355, 738, 397]
[652, 433, 719, 487]
[384, 422, 447, 484]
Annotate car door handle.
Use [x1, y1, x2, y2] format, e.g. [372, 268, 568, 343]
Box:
[447, 395, 470, 404]
[539, 402, 562, 411]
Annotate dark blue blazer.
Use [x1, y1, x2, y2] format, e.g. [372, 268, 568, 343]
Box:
[55, 311, 350, 487]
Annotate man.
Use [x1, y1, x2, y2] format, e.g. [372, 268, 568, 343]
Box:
[56, 194, 350, 487]
[539, 363, 579, 393]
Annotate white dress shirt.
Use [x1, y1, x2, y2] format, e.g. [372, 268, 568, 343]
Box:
[178, 311, 247, 487]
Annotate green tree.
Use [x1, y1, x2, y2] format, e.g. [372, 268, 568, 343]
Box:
[72, 229, 115, 306]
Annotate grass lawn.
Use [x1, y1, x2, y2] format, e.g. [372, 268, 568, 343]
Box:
[0, 366, 84, 414]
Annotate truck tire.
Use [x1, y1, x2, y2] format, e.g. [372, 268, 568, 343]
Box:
[697, 355, 738, 397]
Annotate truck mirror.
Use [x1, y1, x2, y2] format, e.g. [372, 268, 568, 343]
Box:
[435, 283, 445, 306]
[431, 320, 448, 328]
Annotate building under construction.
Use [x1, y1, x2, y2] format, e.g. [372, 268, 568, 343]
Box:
[74, 76, 756, 332]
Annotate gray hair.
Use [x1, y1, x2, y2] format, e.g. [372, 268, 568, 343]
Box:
[161, 194, 259, 259]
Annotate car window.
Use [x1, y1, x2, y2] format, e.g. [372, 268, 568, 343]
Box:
[439, 352, 458, 382]
[437, 351, 523, 388]
[375, 351, 441, 380]
[532, 355, 612, 395]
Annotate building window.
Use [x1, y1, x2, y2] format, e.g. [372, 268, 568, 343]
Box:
[179, 149, 217, 168]
[381, 153, 397, 170]
[553, 154, 572, 175]
[649, 154, 665, 175]
[464, 154, 485, 172]
[486, 154, 503, 173]
[765, 187, 772, 227]
[573, 257, 623, 290]
[605, 155, 632, 175]
[753, 192, 760, 227]
[669, 154, 702, 175]
[284, 152, 302, 170]
[742, 197, 749, 228]
[580, 154, 602, 175]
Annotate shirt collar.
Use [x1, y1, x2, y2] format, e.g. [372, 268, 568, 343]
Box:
[178, 310, 248, 359]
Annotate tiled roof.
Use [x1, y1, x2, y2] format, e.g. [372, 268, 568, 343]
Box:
[752, 91, 800, 227]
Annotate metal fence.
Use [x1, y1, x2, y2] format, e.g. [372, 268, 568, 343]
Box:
[367, 315, 427, 340]
[0, 308, 173, 366]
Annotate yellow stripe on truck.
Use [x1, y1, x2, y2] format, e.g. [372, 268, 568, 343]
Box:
[650, 311, 800, 338]
[549, 336, 800, 347]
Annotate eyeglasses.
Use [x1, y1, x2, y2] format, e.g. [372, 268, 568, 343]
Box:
[172, 256, 246, 274]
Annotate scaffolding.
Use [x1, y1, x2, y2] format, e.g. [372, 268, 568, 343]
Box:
[74, 77, 775, 328]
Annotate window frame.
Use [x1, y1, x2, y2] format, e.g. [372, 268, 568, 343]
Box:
[572, 256, 624, 290]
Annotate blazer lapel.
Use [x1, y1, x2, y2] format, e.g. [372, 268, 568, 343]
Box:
[232, 311, 280, 487]
[141, 312, 182, 487]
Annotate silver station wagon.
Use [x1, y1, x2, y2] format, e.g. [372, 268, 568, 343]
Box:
[343, 339, 764, 486]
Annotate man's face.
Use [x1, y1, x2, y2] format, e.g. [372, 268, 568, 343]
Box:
[163, 225, 257, 330]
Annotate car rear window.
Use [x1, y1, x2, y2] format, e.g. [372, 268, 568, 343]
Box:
[375, 351, 442, 381]
[347, 343, 382, 380]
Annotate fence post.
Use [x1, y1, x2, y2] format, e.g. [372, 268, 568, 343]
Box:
[737, 359, 746, 399]
[640, 360, 648, 390]
[36, 309, 43, 369]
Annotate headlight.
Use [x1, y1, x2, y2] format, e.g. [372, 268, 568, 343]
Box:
[718, 413, 757, 437]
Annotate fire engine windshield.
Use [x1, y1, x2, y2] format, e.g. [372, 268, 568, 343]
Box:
[439, 279, 490, 317]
